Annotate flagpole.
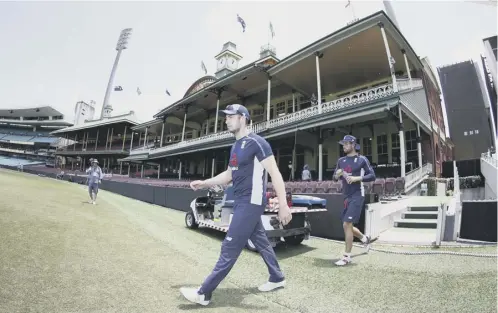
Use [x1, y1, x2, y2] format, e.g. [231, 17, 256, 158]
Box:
[268, 22, 271, 47]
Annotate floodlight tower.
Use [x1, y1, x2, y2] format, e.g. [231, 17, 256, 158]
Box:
[100, 28, 133, 119]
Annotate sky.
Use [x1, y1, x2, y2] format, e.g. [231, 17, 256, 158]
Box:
[0, 0, 496, 132]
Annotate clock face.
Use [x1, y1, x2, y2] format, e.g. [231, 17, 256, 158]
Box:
[218, 58, 226, 67]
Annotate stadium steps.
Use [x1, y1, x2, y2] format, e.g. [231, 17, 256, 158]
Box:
[394, 206, 439, 229]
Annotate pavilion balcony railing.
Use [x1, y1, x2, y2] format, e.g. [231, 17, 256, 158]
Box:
[481, 151, 498, 170]
[134, 78, 422, 156]
[404, 162, 433, 191]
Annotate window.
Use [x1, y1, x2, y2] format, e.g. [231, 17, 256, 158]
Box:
[377, 134, 388, 164]
[287, 100, 294, 113]
[405, 130, 418, 165]
[391, 133, 400, 163]
[362, 138, 372, 162]
[464, 131, 468, 136]
[470, 130, 474, 135]
[276, 101, 286, 115]
[475, 129, 479, 134]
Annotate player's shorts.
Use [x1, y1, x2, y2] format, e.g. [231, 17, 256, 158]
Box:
[88, 183, 99, 194]
[341, 196, 364, 224]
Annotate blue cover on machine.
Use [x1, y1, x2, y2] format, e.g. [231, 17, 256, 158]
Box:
[291, 195, 327, 207]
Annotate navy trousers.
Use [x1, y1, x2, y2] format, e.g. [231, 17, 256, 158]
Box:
[197, 202, 285, 300]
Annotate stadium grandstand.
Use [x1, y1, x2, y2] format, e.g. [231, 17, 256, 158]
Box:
[30, 11, 454, 198]
[48, 105, 141, 175]
[109, 10, 453, 197]
[0, 106, 72, 168]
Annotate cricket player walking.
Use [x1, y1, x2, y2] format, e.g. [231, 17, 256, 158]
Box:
[180, 104, 292, 306]
[85, 159, 104, 205]
[333, 135, 376, 266]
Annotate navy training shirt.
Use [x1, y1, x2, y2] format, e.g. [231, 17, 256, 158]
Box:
[333, 154, 376, 199]
[228, 132, 272, 205]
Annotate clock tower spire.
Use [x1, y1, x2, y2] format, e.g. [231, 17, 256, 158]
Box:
[214, 42, 243, 79]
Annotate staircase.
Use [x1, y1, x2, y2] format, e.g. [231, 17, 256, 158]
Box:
[394, 205, 438, 229]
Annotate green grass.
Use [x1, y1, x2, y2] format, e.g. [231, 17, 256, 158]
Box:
[0, 168, 496, 313]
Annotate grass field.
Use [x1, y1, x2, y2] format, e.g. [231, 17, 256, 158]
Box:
[0, 168, 496, 313]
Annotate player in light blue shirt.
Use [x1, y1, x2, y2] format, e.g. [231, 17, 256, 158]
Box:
[85, 159, 104, 205]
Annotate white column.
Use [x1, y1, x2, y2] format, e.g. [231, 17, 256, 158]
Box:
[178, 161, 182, 180]
[160, 120, 165, 147]
[211, 158, 215, 177]
[109, 128, 114, 150]
[129, 131, 134, 151]
[266, 76, 272, 121]
[158, 164, 160, 179]
[143, 127, 148, 148]
[95, 130, 99, 151]
[141, 164, 144, 178]
[181, 110, 187, 141]
[122, 126, 127, 150]
[398, 106, 406, 177]
[291, 147, 296, 180]
[105, 129, 110, 150]
[292, 91, 296, 113]
[315, 52, 322, 114]
[318, 128, 323, 181]
[401, 49, 412, 89]
[379, 23, 398, 92]
[214, 92, 221, 133]
[417, 123, 422, 168]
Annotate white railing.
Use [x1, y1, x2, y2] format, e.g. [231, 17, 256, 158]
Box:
[141, 79, 422, 156]
[450, 161, 462, 241]
[397, 78, 423, 91]
[480, 151, 498, 199]
[365, 198, 412, 240]
[481, 151, 498, 169]
[404, 163, 433, 191]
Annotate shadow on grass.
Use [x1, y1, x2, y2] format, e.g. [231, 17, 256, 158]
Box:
[171, 284, 271, 311]
[191, 227, 317, 259]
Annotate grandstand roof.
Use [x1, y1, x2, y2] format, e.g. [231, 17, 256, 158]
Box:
[49, 114, 140, 135]
[153, 10, 424, 123]
[0, 106, 63, 118]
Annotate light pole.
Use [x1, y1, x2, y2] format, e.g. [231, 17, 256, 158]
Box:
[100, 28, 133, 119]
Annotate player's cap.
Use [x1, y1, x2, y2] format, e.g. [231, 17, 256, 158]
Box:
[221, 104, 250, 120]
[339, 135, 357, 145]
[92, 159, 99, 164]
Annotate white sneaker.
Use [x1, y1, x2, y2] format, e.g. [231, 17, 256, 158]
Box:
[88, 200, 93, 204]
[335, 255, 352, 266]
[258, 280, 286, 292]
[179, 287, 210, 306]
[92, 201, 96, 205]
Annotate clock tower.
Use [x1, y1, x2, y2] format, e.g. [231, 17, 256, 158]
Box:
[214, 42, 243, 79]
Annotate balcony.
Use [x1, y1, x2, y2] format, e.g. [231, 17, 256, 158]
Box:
[138, 78, 423, 157]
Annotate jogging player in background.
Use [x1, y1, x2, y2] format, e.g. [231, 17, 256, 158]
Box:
[180, 104, 292, 306]
[86, 159, 104, 205]
[333, 135, 376, 266]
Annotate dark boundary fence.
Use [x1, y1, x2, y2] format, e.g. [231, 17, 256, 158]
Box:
[4, 166, 377, 241]
[460, 200, 497, 243]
